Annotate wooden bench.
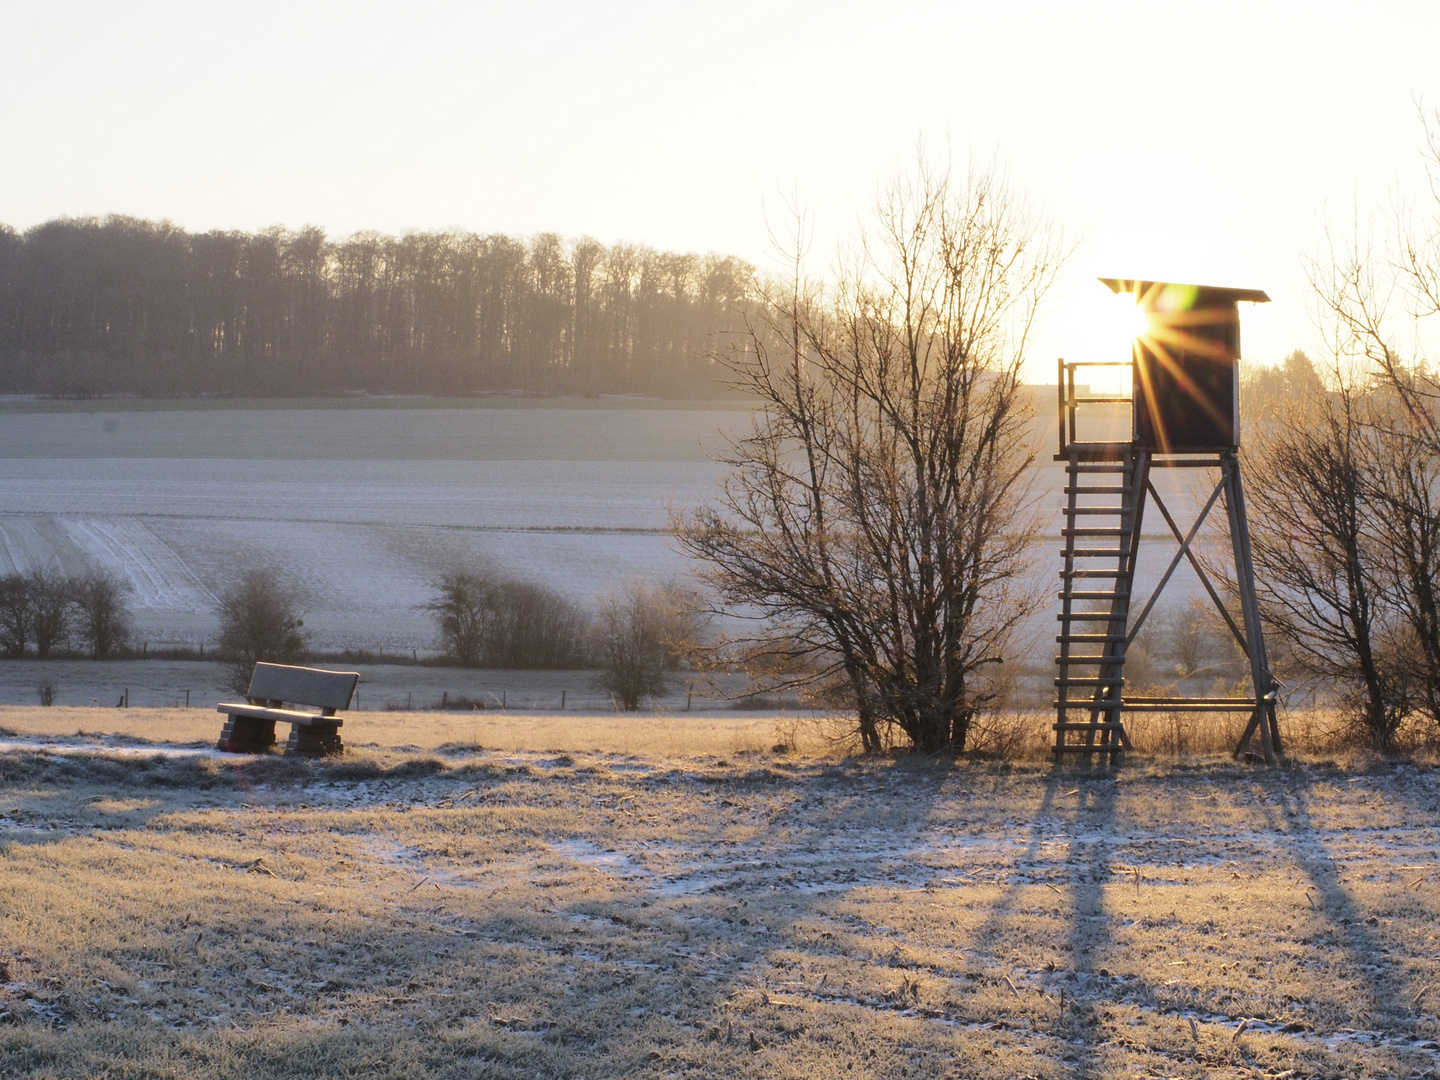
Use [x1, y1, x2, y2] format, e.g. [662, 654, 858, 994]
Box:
[216, 663, 359, 757]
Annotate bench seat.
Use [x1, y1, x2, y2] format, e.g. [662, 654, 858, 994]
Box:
[216, 703, 347, 727]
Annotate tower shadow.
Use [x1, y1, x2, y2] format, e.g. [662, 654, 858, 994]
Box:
[1273, 777, 1422, 1044]
[1058, 774, 1120, 1079]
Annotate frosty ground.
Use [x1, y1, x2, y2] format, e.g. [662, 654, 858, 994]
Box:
[0, 399, 750, 653]
[0, 397, 1216, 658]
[1, 709, 1437, 1078]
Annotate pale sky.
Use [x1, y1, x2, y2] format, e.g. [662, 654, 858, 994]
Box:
[3, 0, 1437, 381]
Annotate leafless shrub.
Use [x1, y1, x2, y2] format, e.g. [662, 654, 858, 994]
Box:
[964, 707, 1045, 760]
[426, 570, 588, 668]
[592, 580, 702, 711]
[1145, 599, 1244, 684]
[483, 580, 590, 669]
[216, 568, 309, 695]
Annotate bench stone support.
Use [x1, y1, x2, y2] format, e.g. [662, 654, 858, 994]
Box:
[217, 714, 278, 753]
[285, 719, 343, 757]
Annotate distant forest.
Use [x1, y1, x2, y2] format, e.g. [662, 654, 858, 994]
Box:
[0, 216, 758, 398]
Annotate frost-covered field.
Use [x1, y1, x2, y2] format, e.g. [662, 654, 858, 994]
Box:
[0, 399, 1217, 664]
[0, 729, 1437, 1078]
[0, 402, 749, 652]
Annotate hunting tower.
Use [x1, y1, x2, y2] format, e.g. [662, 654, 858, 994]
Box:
[1054, 279, 1281, 764]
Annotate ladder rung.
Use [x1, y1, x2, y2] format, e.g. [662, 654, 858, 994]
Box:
[1120, 702, 1258, 712]
[1059, 590, 1130, 601]
[1121, 697, 1262, 712]
[1059, 612, 1126, 621]
[1062, 528, 1127, 537]
[1066, 506, 1127, 516]
[1068, 485, 1131, 495]
[1056, 655, 1125, 665]
[1054, 678, 1125, 687]
[1053, 722, 1127, 731]
[1057, 634, 1128, 643]
[1060, 569, 1124, 578]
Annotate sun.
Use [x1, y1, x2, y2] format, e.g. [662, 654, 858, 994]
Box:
[1071, 287, 1149, 394]
[1090, 286, 1152, 362]
[1113, 287, 1153, 344]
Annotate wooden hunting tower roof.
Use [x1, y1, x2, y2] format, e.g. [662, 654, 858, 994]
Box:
[1098, 278, 1271, 306]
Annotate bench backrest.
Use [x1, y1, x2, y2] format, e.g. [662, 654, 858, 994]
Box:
[247, 663, 359, 711]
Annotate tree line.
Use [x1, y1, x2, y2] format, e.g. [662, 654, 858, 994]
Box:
[0, 568, 132, 659]
[0, 217, 757, 398]
[1, 560, 705, 713]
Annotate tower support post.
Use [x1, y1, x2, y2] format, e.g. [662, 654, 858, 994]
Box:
[1223, 451, 1281, 763]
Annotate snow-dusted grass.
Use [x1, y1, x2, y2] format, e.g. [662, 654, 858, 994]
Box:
[0, 719, 1436, 1079]
[0, 705, 821, 759]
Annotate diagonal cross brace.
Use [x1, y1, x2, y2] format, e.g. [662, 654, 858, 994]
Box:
[1125, 476, 1249, 655]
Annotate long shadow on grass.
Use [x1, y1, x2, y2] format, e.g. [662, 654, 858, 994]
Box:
[526, 755, 963, 1072]
[1057, 774, 1120, 1080]
[0, 750, 1083, 1078]
[1271, 776, 1424, 1043]
[929, 766, 1126, 1078]
[957, 774, 1060, 982]
[942, 770, 1108, 1075]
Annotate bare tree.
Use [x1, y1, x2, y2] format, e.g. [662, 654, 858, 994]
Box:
[216, 568, 308, 695]
[0, 574, 30, 657]
[1280, 104, 1440, 741]
[1244, 384, 1406, 746]
[1365, 397, 1440, 727]
[27, 569, 72, 658]
[674, 159, 1066, 753]
[73, 569, 133, 659]
[0, 570, 77, 658]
